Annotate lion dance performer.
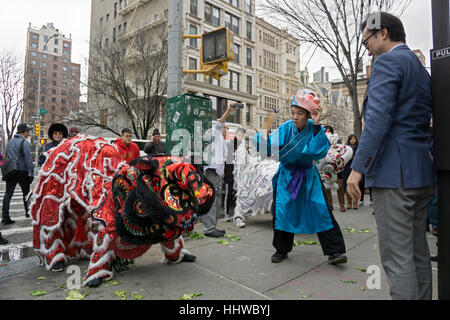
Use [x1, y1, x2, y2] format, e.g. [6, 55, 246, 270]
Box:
[31, 135, 214, 287]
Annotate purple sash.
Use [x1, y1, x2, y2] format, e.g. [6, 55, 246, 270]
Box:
[286, 163, 313, 200]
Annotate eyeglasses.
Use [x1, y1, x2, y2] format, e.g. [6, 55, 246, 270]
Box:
[362, 31, 378, 49]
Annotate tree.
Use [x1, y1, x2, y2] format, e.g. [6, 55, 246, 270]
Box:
[73, 23, 168, 139]
[0, 49, 24, 153]
[260, 0, 411, 137]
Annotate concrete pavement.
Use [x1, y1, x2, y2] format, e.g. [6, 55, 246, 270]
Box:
[0, 195, 439, 300]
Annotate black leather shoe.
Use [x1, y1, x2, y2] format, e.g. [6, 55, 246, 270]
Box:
[328, 253, 347, 265]
[216, 229, 226, 234]
[205, 230, 224, 238]
[181, 253, 197, 262]
[0, 236, 9, 245]
[1, 219, 15, 225]
[52, 260, 65, 272]
[271, 252, 288, 263]
[87, 278, 103, 288]
[25, 213, 30, 218]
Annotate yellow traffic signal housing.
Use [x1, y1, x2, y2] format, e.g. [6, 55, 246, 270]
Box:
[35, 123, 41, 136]
[182, 27, 234, 79]
[40, 138, 46, 145]
[201, 27, 234, 65]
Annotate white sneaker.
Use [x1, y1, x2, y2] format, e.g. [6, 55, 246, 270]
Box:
[370, 201, 373, 207]
[235, 219, 246, 228]
[359, 201, 364, 207]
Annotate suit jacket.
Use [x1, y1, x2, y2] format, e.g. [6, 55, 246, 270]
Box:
[351, 45, 435, 189]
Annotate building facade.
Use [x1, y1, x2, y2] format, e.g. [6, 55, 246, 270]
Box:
[88, 0, 301, 138]
[23, 23, 81, 137]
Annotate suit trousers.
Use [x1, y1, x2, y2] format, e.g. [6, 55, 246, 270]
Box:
[2, 170, 31, 220]
[202, 169, 223, 233]
[372, 186, 434, 300]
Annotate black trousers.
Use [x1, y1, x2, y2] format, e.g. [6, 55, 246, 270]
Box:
[224, 180, 235, 217]
[272, 174, 346, 256]
[2, 170, 31, 220]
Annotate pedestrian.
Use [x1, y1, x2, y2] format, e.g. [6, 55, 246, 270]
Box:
[0, 151, 5, 167]
[224, 128, 245, 223]
[115, 128, 140, 163]
[2, 123, 34, 224]
[255, 89, 347, 265]
[144, 128, 166, 156]
[323, 126, 346, 212]
[202, 103, 241, 237]
[69, 127, 80, 138]
[342, 134, 359, 209]
[347, 12, 435, 300]
[38, 123, 68, 167]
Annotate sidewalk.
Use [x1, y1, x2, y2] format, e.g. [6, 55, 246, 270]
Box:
[0, 199, 439, 300]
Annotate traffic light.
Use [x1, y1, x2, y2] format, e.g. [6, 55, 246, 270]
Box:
[40, 138, 46, 145]
[201, 27, 234, 65]
[35, 123, 41, 136]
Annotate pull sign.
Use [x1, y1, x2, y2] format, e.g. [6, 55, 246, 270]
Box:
[432, 47, 450, 60]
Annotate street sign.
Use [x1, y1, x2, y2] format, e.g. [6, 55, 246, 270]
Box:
[40, 110, 48, 114]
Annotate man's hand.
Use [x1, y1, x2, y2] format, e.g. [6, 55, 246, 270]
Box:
[347, 170, 363, 203]
[310, 104, 323, 125]
[228, 102, 241, 111]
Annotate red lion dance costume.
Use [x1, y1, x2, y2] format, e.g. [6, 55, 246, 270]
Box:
[31, 135, 214, 287]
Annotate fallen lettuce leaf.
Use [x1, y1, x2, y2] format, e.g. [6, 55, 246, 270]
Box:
[65, 289, 85, 300]
[361, 286, 366, 291]
[180, 292, 203, 300]
[30, 290, 46, 296]
[359, 228, 370, 233]
[225, 234, 241, 241]
[218, 240, 229, 245]
[107, 280, 121, 285]
[37, 277, 46, 280]
[113, 290, 127, 300]
[188, 231, 206, 240]
[356, 266, 367, 272]
[293, 240, 319, 246]
[130, 292, 145, 300]
[300, 292, 308, 299]
[60, 284, 66, 289]
[344, 227, 355, 233]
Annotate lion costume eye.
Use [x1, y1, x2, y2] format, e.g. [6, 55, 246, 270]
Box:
[134, 201, 146, 218]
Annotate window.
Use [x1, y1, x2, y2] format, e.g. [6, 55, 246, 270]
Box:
[189, 25, 198, 48]
[53, 56, 58, 62]
[54, 48, 58, 54]
[227, 0, 239, 8]
[31, 34, 39, 41]
[63, 50, 69, 55]
[52, 81, 57, 86]
[31, 43, 38, 49]
[44, 35, 48, 42]
[62, 82, 67, 88]
[123, 22, 127, 34]
[51, 97, 56, 102]
[53, 72, 57, 78]
[246, 75, 252, 94]
[246, 104, 251, 125]
[61, 90, 67, 96]
[62, 74, 68, 80]
[205, 3, 220, 26]
[113, 27, 116, 43]
[246, 48, 252, 66]
[190, 0, 198, 16]
[105, 38, 109, 46]
[229, 71, 240, 91]
[61, 98, 67, 104]
[62, 66, 68, 72]
[52, 105, 56, 111]
[41, 96, 45, 102]
[153, 13, 158, 21]
[63, 42, 69, 48]
[106, 14, 110, 22]
[263, 32, 275, 47]
[263, 49, 277, 71]
[100, 17, 103, 25]
[52, 89, 57, 94]
[44, 46, 48, 51]
[41, 79, 46, 85]
[63, 58, 68, 64]
[246, 21, 252, 40]
[31, 68, 36, 74]
[245, 0, 251, 14]
[225, 13, 239, 35]
[264, 96, 279, 111]
[234, 44, 240, 63]
[42, 62, 47, 68]
[164, 9, 168, 19]
[120, 0, 123, 9]
[54, 38, 59, 45]
[31, 60, 37, 66]
[53, 64, 58, 70]
[41, 70, 47, 76]
[43, 54, 47, 59]
[114, 2, 118, 18]
[31, 51, 37, 57]
[188, 57, 197, 80]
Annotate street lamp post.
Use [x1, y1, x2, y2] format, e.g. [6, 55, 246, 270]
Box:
[34, 33, 58, 162]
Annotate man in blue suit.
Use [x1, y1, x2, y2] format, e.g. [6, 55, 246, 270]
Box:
[347, 12, 435, 300]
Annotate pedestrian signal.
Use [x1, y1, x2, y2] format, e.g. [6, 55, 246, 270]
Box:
[202, 27, 234, 65]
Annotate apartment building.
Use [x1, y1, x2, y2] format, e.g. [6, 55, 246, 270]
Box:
[88, 0, 301, 137]
[23, 23, 81, 136]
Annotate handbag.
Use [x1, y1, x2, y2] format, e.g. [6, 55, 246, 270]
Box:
[1, 139, 25, 181]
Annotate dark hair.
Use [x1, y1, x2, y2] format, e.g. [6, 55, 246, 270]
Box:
[361, 12, 406, 43]
[347, 134, 358, 145]
[324, 125, 334, 134]
[121, 128, 132, 135]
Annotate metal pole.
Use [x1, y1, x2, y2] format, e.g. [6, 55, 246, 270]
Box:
[167, 0, 183, 98]
[431, 0, 450, 300]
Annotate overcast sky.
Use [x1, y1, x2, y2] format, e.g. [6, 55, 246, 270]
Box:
[0, 0, 434, 82]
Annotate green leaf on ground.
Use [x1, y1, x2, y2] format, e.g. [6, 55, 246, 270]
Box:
[340, 280, 358, 284]
[293, 240, 319, 246]
[344, 227, 355, 233]
[359, 228, 370, 233]
[130, 292, 145, 300]
[356, 266, 367, 272]
[113, 290, 127, 300]
[30, 290, 46, 296]
[300, 292, 308, 299]
[361, 286, 366, 291]
[225, 234, 241, 241]
[65, 289, 85, 300]
[37, 276, 46, 280]
[106, 280, 120, 285]
[218, 240, 229, 245]
[180, 292, 203, 300]
[188, 231, 207, 240]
